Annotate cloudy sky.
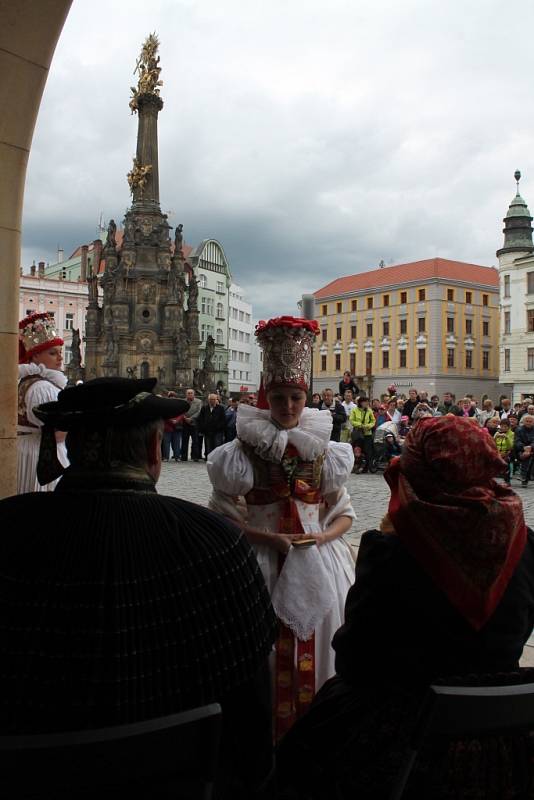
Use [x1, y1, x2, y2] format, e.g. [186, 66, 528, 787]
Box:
[22, 0, 534, 318]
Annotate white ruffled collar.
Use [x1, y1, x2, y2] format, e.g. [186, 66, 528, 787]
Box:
[236, 404, 333, 462]
[18, 363, 67, 390]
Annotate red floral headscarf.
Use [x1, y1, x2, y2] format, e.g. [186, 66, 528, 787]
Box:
[385, 416, 527, 630]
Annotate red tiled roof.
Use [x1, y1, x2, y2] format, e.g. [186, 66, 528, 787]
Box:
[70, 234, 194, 274]
[314, 258, 499, 299]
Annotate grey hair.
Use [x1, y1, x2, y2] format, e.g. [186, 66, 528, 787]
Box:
[66, 419, 164, 470]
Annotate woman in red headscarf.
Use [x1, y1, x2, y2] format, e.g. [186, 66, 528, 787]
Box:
[277, 416, 534, 799]
[208, 317, 356, 740]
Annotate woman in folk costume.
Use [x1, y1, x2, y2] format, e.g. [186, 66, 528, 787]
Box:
[208, 316, 355, 738]
[17, 312, 69, 493]
[277, 416, 534, 799]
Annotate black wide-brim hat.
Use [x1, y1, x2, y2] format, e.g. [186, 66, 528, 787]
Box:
[34, 377, 190, 431]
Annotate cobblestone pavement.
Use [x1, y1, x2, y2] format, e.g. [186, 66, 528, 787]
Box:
[157, 461, 534, 543]
[158, 460, 534, 665]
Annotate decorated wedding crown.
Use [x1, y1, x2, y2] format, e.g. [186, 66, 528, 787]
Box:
[19, 312, 64, 364]
[255, 316, 319, 392]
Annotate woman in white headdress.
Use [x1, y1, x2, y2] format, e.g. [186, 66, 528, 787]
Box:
[17, 312, 69, 493]
[207, 316, 355, 739]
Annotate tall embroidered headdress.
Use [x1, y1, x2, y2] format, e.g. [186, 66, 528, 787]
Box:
[19, 312, 64, 364]
[255, 316, 319, 393]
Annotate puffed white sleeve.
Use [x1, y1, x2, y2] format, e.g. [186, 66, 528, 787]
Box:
[26, 380, 62, 428]
[320, 441, 356, 528]
[207, 440, 254, 524]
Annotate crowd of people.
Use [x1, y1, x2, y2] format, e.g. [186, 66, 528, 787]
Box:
[310, 377, 534, 485]
[7, 311, 534, 797]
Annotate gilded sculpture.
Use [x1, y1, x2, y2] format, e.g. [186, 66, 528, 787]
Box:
[127, 157, 152, 198]
[129, 33, 163, 113]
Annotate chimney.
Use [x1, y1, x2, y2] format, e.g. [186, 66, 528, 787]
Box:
[93, 239, 103, 273]
[38, 261, 45, 277]
[57, 247, 64, 263]
[80, 245, 88, 282]
[30, 262, 36, 277]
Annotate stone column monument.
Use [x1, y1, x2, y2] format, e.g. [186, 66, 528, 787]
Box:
[84, 34, 199, 390]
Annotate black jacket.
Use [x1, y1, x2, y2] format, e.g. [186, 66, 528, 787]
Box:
[0, 484, 276, 795]
[338, 378, 359, 399]
[401, 397, 420, 420]
[515, 425, 534, 454]
[319, 400, 346, 442]
[333, 528, 534, 687]
[198, 403, 226, 434]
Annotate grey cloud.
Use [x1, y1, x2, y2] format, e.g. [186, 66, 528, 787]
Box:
[21, 0, 534, 317]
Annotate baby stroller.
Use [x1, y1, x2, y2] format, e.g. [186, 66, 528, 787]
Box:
[351, 430, 377, 474]
[373, 422, 401, 471]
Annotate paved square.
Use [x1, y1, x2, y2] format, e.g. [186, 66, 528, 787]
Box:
[157, 462, 534, 544]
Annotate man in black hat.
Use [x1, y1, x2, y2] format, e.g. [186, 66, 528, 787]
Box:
[0, 377, 276, 798]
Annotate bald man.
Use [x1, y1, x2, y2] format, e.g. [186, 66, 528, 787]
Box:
[198, 392, 227, 456]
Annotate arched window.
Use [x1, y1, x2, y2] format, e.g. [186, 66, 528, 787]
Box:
[140, 361, 149, 379]
[216, 328, 223, 345]
[216, 302, 224, 319]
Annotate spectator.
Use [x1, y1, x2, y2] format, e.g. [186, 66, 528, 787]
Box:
[485, 417, 500, 436]
[402, 388, 420, 420]
[494, 418, 514, 485]
[411, 402, 433, 421]
[495, 394, 509, 414]
[384, 398, 401, 424]
[0, 378, 277, 797]
[338, 370, 359, 400]
[180, 388, 202, 462]
[419, 390, 429, 403]
[515, 414, 534, 487]
[309, 392, 322, 409]
[375, 403, 388, 427]
[459, 397, 476, 417]
[429, 395, 442, 416]
[198, 393, 227, 456]
[437, 391, 461, 416]
[161, 412, 183, 462]
[383, 431, 401, 461]
[498, 397, 512, 419]
[340, 389, 357, 443]
[349, 396, 375, 472]
[477, 398, 500, 428]
[319, 388, 347, 442]
[398, 415, 411, 439]
[225, 396, 239, 442]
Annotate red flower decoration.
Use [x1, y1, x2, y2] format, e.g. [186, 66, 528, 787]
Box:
[255, 316, 319, 336]
[19, 311, 51, 330]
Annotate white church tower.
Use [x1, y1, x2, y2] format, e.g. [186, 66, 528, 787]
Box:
[498, 170, 534, 400]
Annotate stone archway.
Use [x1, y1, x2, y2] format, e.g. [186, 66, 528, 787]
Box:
[0, 0, 72, 498]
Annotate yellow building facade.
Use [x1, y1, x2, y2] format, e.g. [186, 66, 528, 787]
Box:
[313, 258, 500, 399]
